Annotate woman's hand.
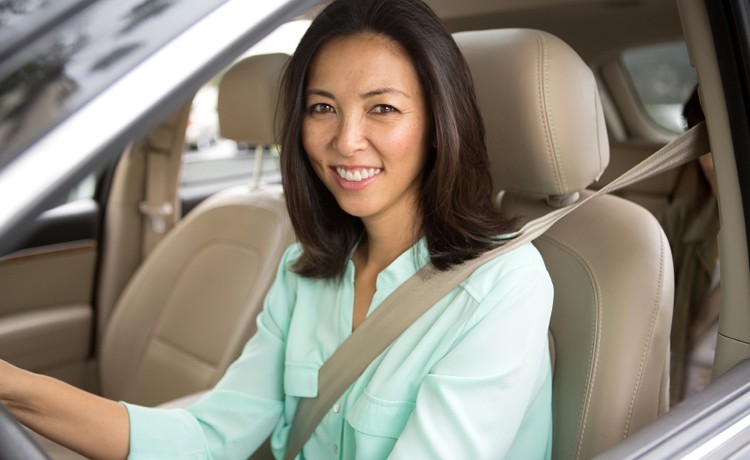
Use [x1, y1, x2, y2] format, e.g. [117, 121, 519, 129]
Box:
[0, 359, 130, 460]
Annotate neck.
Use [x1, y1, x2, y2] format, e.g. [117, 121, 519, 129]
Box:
[356, 215, 421, 274]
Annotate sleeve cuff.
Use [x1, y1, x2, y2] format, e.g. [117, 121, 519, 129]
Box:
[124, 402, 207, 459]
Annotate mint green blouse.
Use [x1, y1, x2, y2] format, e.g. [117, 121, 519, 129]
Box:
[124, 240, 554, 459]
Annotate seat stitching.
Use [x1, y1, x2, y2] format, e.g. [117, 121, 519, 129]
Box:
[143, 235, 274, 366]
[570, 250, 600, 460]
[536, 32, 566, 194]
[127, 238, 260, 394]
[537, 235, 601, 460]
[623, 217, 666, 437]
[105, 268, 165, 399]
[536, 34, 557, 194]
[595, 90, 605, 175]
[151, 334, 220, 370]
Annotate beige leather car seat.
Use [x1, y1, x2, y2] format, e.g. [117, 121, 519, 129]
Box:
[98, 53, 294, 407]
[455, 29, 674, 459]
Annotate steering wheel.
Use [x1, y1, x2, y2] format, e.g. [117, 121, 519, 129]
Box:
[0, 403, 50, 459]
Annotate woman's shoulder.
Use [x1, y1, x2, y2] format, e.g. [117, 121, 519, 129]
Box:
[472, 241, 548, 278]
[275, 243, 334, 289]
[281, 242, 303, 265]
[460, 242, 552, 303]
[275, 242, 308, 276]
[268, 243, 304, 289]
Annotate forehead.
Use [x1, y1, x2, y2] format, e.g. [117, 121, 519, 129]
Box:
[306, 33, 422, 93]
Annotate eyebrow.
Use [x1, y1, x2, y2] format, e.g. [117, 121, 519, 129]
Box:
[305, 87, 410, 99]
[306, 88, 334, 99]
[361, 87, 410, 98]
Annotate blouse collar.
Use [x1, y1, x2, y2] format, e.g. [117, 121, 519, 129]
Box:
[345, 238, 430, 293]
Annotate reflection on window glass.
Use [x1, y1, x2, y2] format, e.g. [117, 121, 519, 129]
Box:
[621, 41, 697, 133]
[66, 173, 96, 202]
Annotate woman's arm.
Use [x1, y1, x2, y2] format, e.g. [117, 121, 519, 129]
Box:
[0, 245, 301, 460]
[0, 359, 130, 460]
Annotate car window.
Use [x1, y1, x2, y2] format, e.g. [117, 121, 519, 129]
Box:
[40, 172, 98, 211]
[179, 19, 311, 192]
[621, 41, 698, 133]
[65, 173, 97, 203]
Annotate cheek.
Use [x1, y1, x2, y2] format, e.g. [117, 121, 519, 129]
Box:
[301, 120, 317, 156]
[301, 122, 328, 180]
[301, 120, 334, 161]
[406, 115, 430, 149]
[387, 119, 430, 169]
[377, 119, 427, 152]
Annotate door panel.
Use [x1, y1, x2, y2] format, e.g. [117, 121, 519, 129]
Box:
[0, 243, 95, 312]
[0, 200, 98, 389]
[0, 305, 91, 378]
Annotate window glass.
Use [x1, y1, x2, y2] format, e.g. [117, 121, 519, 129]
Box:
[179, 20, 311, 191]
[43, 172, 96, 214]
[621, 41, 698, 133]
[65, 173, 97, 202]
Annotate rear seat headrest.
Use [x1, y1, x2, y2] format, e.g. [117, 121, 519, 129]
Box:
[217, 53, 290, 146]
[454, 29, 609, 199]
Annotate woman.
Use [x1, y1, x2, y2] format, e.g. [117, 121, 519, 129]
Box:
[0, 0, 554, 458]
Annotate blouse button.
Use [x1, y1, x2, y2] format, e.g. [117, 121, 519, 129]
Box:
[332, 443, 339, 455]
[332, 403, 341, 414]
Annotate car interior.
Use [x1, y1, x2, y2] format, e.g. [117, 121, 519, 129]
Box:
[0, 0, 746, 457]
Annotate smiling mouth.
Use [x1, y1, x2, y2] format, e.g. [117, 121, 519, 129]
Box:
[335, 167, 382, 182]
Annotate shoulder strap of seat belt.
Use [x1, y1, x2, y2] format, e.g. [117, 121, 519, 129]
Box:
[283, 122, 710, 460]
[138, 103, 191, 259]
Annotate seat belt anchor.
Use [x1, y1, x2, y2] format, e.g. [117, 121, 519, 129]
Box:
[139, 202, 174, 234]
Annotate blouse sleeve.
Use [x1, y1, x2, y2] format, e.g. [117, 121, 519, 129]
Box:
[388, 257, 554, 459]
[124, 245, 301, 460]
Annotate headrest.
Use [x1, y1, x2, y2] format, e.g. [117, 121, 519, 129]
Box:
[217, 53, 289, 146]
[454, 29, 609, 199]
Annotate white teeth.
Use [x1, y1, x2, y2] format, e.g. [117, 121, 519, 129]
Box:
[336, 167, 382, 182]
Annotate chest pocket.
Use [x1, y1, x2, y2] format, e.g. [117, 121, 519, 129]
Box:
[346, 390, 416, 438]
[284, 362, 319, 398]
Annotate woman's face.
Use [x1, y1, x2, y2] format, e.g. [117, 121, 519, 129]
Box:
[302, 33, 430, 230]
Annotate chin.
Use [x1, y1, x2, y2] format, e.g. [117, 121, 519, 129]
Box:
[334, 200, 376, 219]
[337, 207, 371, 219]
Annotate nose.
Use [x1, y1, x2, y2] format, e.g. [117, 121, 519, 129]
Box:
[333, 114, 367, 157]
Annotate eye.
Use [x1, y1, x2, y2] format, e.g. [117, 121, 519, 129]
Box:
[372, 104, 397, 114]
[308, 103, 335, 114]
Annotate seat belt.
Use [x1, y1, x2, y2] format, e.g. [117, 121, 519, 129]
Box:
[139, 152, 173, 256]
[138, 102, 191, 258]
[282, 121, 710, 460]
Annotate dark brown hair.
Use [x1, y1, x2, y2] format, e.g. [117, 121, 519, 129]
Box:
[280, 0, 516, 278]
[683, 86, 705, 129]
